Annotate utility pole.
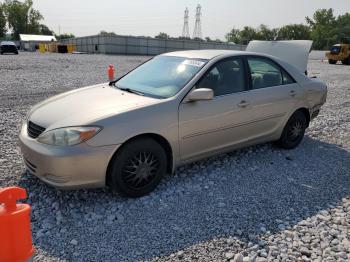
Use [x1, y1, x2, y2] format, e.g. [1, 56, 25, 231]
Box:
[193, 4, 202, 39]
[182, 7, 190, 38]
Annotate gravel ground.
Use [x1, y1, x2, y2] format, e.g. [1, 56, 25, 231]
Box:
[0, 53, 349, 262]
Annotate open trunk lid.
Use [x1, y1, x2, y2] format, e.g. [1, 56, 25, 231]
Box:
[246, 40, 313, 74]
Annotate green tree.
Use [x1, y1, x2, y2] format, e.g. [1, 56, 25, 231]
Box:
[39, 24, 53, 35]
[256, 24, 277, 40]
[225, 27, 240, 43]
[178, 36, 191, 40]
[205, 37, 223, 43]
[3, 0, 43, 39]
[277, 24, 311, 40]
[239, 26, 258, 44]
[55, 33, 75, 40]
[99, 30, 117, 37]
[0, 4, 6, 38]
[335, 13, 350, 42]
[193, 37, 203, 41]
[205, 36, 212, 42]
[155, 32, 170, 39]
[306, 8, 337, 49]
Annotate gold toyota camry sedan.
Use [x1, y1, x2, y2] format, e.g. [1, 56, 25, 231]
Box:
[20, 42, 327, 197]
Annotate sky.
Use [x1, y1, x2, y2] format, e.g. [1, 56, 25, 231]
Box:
[33, 0, 350, 40]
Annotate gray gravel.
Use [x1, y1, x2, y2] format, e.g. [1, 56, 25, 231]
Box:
[0, 53, 349, 262]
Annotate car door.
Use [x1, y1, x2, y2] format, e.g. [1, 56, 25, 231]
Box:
[243, 56, 300, 139]
[178, 57, 252, 161]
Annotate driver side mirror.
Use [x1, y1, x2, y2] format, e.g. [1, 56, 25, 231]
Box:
[187, 88, 214, 102]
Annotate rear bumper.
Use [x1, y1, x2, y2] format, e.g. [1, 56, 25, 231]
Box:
[19, 123, 119, 189]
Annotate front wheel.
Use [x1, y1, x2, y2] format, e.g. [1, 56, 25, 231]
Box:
[341, 57, 350, 65]
[328, 59, 337, 64]
[277, 111, 307, 149]
[108, 138, 167, 198]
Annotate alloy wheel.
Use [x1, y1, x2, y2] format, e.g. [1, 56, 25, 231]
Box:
[287, 119, 304, 143]
[122, 151, 160, 189]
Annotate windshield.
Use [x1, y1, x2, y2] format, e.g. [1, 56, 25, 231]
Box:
[330, 45, 341, 54]
[116, 56, 208, 98]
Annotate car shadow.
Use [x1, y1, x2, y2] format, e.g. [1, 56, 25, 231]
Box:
[17, 136, 350, 261]
[0, 53, 19, 55]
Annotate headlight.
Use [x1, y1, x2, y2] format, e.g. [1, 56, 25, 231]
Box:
[37, 126, 101, 146]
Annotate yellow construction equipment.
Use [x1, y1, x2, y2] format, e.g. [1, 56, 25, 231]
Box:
[326, 37, 350, 65]
[38, 43, 46, 53]
[67, 44, 76, 53]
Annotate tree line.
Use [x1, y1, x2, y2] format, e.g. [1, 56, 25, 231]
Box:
[154, 9, 350, 50]
[0, 0, 74, 40]
[225, 9, 350, 50]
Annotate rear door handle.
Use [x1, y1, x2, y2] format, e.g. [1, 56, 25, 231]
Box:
[238, 100, 250, 108]
[290, 90, 296, 97]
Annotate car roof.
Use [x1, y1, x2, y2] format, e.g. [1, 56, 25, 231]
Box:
[161, 49, 248, 60]
[1, 41, 16, 46]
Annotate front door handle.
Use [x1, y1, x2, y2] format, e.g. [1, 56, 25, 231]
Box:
[238, 100, 250, 108]
[290, 90, 296, 97]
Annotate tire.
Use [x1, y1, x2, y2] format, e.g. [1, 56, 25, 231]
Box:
[328, 59, 337, 64]
[277, 111, 307, 149]
[108, 138, 167, 197]
[341, 57, 350, 65]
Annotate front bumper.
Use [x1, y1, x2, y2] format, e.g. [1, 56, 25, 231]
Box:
[19, 123, 119, 189]
[325, 53, 344, 61]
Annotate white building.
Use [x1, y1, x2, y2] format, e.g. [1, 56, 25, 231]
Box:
[19, 34, 56, 51]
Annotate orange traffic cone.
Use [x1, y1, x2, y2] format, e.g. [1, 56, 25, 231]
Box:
[108, 65, 115, 82]
[0, 187, 34, 262]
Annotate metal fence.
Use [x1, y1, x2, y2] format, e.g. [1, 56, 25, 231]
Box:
[60, 35, 245, 55]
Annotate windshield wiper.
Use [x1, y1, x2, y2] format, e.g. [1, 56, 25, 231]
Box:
[109, 78, 121, 86]
[109, 79, 144, 96]
[117, 87, 145, 96]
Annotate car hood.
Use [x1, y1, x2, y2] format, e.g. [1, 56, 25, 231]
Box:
[28, 83, 160, 130]
[246, 40, 313, 74]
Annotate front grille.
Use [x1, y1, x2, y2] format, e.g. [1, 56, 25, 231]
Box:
[27, 121, 46, 139]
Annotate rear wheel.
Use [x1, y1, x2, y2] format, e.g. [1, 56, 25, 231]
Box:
[328, 59, 337, 64]
[108, 138, 167, 197]
[277, 111, 307, 149]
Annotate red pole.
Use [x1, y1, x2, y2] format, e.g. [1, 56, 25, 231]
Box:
[108, 65, 115, 82]
[0, 187, 35, 262]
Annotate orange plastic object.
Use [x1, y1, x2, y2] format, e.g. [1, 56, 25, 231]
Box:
[0, 187, 34, 262]
[108, 64, 115, 82]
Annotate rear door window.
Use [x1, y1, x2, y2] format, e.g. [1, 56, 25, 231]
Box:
[247, 58, 283, 89]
